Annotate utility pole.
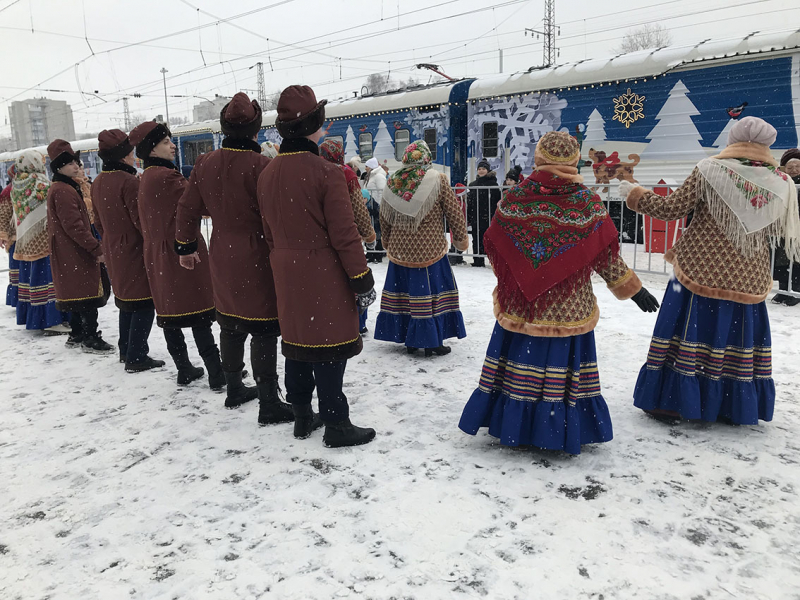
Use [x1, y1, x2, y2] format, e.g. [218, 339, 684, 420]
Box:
[122, 97, 131, 131]
[160, 67, 170, 126]
[525, 0, 559, 67]
[499, 49, 504, 73]
[255, 62, 266, 108]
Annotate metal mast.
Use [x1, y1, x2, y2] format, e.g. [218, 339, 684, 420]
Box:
[256, 62, 267, 108]
[123, 97, 131, 131]
[525, 0, 559, 67]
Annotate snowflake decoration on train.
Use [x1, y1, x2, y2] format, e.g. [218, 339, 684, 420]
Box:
[612, 89, 645, 129]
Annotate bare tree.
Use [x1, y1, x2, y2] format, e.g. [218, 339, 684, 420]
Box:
[364, 73, 391, 95]
[262, 91, 281, 111]
[616, 23, 672, 53]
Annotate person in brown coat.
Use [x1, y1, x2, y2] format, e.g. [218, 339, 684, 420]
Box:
[46, 139, 114, 354]
[258, 85, 377, 447]
[175, 92, 293, 418]
[92, 129, 165, 372]
[130, 121, 225, 391]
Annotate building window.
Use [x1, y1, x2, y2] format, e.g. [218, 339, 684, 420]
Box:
[424, 128, 437, 161]
[359, 132, 373, 160]
[482, 122, 498, 158]
[394, 129, 410, 161]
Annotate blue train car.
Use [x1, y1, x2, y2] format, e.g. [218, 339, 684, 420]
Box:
[466, 31, 800, 187]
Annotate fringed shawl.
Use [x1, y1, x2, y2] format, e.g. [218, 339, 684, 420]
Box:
[381, 140, 441, 231]
[696, 157, 800, 261]
[485, 169, 620, 314]
[11, 151, 50, 253]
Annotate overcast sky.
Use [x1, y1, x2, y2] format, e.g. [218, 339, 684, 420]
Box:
[0, 0, 796, 138]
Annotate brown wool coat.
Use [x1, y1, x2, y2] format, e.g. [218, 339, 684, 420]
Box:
[91, 170, 153, 310]
[258, 142, 374, 362]
[46, 180, 107, 311]
[138, 164, 215, 327]
[176, 145, 279, 334]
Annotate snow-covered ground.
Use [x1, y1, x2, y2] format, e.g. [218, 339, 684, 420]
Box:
[1, 263, 800, 600]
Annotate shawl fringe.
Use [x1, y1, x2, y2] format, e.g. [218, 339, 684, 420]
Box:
[380, 170, 442, 231]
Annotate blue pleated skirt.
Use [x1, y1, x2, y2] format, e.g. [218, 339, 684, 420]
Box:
[16, 256, 67, 330]
[375, 255, 466, 348]
[459, 323, 613, 455]
[6, 242, 18, 307]
[633, 282, 774, 424]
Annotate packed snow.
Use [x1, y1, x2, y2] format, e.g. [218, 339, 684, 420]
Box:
[1, 262, 799, 600]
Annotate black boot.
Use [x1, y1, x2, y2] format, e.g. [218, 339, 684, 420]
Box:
[323, 418, 376, 448]
[424, 345, 451, 357]
[81, 332, 115, 355]
[172, 350, 205, 386]
[256, 378, 294, 425]
[202, 350, 226, 391]
[292, 404, 324, 439]
[125, 356, 166, 373]
[223, 370, 258, 409]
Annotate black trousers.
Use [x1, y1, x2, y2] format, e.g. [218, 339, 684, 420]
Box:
[284, 359, 349, 423]
[162, 325, 217, 361]
[220, 328, 278, 382]
[775, 263, 800, 293]
[69, 309, 98, 339]
[119, 309, 155, 364]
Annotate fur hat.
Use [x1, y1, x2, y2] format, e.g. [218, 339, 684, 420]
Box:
[505, 164, 523, 182]
[47, 139, 80, 174]
[98, 129, 133, 162]
[780, 148, 800, 167]
[221, 92, 262, 139]
[275, 85, 327, 139]
[727, 116, 777, 148]
[477, 158, 491, 171]
[129, 121, 172, 159]
[534, 131, 581, 166]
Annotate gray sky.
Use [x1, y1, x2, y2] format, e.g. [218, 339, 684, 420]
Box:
[0, 0, 796, 138]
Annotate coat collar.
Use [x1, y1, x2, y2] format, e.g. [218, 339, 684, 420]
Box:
[221, 137, 262, 153]
[51, 172, 83, 197]
[143, 156, 180, 172]
[101, 160, 138, 175]
[278, 137, 320, 156]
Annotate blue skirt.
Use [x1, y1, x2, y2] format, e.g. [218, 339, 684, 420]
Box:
[459, 323, 613, 455]
[6, 242, 18, 307]
[16, 256, 67, 330]
[633, 282, 775, 424]
[375, 255, 467, 348]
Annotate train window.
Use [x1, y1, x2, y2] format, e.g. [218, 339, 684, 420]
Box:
[394, 129, 410, 161]
[359, 133, 373, 160]
[482, 122, 498, 158]
[424, 129, 437, 161]
[183, 139, 215, 166]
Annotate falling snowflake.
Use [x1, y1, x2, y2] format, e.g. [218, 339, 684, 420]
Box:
[612, 88, 645, 129]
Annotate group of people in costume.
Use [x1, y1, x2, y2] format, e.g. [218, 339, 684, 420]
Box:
[1, 83, 797, 454]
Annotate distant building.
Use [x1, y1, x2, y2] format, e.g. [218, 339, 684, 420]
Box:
[192, 95, 231, 123]
[9, 98, 76, 150]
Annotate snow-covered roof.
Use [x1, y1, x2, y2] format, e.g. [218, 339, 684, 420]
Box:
[468, 29, 800, 100]
[0, 137, 101, 163]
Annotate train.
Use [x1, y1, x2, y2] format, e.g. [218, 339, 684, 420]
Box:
[2, 30, 799, 193]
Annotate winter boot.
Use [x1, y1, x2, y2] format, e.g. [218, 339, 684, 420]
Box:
[256, 378, 294, 425]
[202, 350, 226, 391]
[292, 403, 324, 439]
[223, 370, 258, 409]
[172, 349, 205, 386]
[81, 332, 116, 355]
[65, 333, 85, 349]
[125, 356, 167, 373]
[323, 418, 376, 448]
[424, 345, 451, 357]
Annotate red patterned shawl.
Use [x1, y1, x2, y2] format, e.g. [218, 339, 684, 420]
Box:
[484, 169, 620, 314]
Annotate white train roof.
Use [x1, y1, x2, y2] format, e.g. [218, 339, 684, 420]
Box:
[0, 137, 101, 163]
[468, 29, 800, 100]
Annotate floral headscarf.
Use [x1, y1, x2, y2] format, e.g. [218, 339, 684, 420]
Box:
[11, 150, 50, 246]
[381, 140, 441, 230]
[319, 139, 344, 165]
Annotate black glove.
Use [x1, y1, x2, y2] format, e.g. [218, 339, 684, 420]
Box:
[356, 288, 376, 314]
[631, 287, 660, 313]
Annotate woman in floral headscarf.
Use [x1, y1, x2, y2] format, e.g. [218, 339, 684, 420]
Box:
[9, 150, 69, 331]
[459, 131, 658, 454]
[0, 164, 19, 307]
[320, 138, 377, 334]
[374, 140, 469, 356]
